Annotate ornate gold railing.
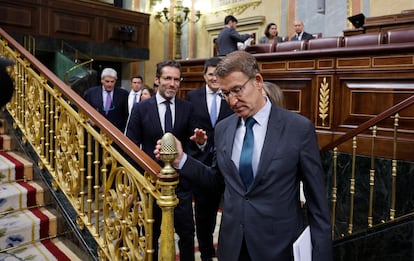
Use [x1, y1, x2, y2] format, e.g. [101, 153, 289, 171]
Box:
[0, 28, 177, 260]
[322, 95, 414, 240]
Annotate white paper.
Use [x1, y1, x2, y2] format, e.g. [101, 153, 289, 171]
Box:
[293, 225, 312, 261]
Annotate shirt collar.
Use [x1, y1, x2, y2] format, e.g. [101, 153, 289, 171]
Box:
[156, 92, 175, 105]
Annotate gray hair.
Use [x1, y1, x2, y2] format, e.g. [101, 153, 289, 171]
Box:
[101, 68, 118, 79]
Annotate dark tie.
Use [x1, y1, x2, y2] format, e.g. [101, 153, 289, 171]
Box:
[239, 117, 256, 190]
[164, 100, 173, 133]
[104, 91, 112, 115]
[134, 92, 139, 103]
[210, 92, 217, 127]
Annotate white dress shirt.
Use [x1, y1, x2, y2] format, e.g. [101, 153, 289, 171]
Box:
[156, 92, 175, 133]
[128, 90, 141, 114]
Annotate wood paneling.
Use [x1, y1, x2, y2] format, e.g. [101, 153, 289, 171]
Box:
[0, 0, 149, 60]
[179, 41, 414, 160]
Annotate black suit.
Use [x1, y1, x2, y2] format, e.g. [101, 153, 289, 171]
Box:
[126, 94, 196, 261]
[186, 86, 233, 260]
[290, 31, 314, 41]
[83, 85, 129, 132]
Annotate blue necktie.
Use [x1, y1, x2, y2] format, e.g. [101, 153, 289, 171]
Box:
[104, 91, 112, 115]
[239, 117, 256, 190]
[164, 100, 173, 133]
[210, 92, 217, 127]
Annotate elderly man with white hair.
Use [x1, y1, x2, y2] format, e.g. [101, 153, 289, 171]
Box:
[83, 67, 129, 132]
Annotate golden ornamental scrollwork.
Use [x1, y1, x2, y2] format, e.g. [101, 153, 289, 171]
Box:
[54, 109, 84, 199]
[214, 0, 261, 15]
[318, 77, 330, 127]
[102, 165, 149, 261]
[24, 77, 43, 147]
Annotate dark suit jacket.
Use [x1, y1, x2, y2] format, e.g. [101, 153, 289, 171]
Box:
[290, 31, 314, 41]
[216, 26, 251, 56]
[126, 95, 196, 189]
[185, 87, 233, 165]
[84, 86, 129, 132]
[180, 104, 333, 261]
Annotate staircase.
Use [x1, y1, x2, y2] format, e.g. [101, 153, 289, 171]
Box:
[0, 111, 89, 260]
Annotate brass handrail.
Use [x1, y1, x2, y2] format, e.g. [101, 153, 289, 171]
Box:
[0, 27, 178, 261]
[323, 94, 414, 240]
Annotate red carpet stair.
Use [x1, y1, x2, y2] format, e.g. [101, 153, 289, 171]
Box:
[0, 116, 84, 260]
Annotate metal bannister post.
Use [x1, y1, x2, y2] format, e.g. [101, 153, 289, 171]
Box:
[158, 133, 179, 261]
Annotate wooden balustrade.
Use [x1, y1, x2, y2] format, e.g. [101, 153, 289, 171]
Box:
[178, 30, 414, 161]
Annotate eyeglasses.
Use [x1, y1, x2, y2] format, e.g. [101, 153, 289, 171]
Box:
[160, 76, 183, 84]
[219, 78, 252, 99]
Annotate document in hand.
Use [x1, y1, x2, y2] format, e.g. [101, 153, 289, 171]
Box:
[293, 225, 312, 261]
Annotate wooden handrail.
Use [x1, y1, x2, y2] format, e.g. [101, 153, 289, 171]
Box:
[322, 94, 414, 151]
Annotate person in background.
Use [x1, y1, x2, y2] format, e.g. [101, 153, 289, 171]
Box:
[262, 81, 285, 108]
[126, 60, 205, 261]
[290, 19, 314, 41]
[139, 86, 154, 101]
[83, 68, 129, 132]
[0, 57, 15, 108]
[185, 57, 233, 261]
[154, 51, 332, 261]
[216, 15, 253, 56]
[258, 23, 283, 44]
[128, 75, 143, 114]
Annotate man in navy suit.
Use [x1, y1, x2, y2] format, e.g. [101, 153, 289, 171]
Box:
[216, 15, 253, 56]
[290, 19, 314, 41]
[83, 68, 129, 132]
[126, 60, 203, 261]
[185, 57, 233, 261]
[155, 51, 333, 261]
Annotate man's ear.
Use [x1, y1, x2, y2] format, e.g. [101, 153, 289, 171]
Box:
[154, 77, 160, 85]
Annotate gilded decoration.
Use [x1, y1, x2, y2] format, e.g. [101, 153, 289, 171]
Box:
[102, 160, 149, 261]
[213, 0, 261, 15]
[318, 77, 330, 127]
[24, 76, 43, 148]
[55, 109, 83, 198]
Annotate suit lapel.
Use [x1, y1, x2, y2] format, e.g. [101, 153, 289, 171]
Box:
[253, 105, 284, 187]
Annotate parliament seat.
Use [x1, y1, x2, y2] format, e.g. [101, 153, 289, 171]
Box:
[386, 28, 414, 44]
[245, 43, 275, 54]
[307, 37, 343, 50]
[275, 40, 307, 52]
[343, 33, 384, 47]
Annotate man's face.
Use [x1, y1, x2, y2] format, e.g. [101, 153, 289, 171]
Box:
[204, 66, 219, 92]
[229, 21, 237, 29]
[155, 66, 181, 100]
[294, 21, 304, 34]
[218, 71, 265, 119]
[101, 76, 116, 92]
[131, 77, 142, 92]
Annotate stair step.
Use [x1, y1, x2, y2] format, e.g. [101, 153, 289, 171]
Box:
[0, 181, 44, 212]
[0, 134, 11, 151]
[0, 238, 80, 260]
[0, 151, 33, 183]
[0, 207, 57, 249]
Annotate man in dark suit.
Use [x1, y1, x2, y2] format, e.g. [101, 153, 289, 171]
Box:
[155, 51, 333, 261]
[216, 15, 253, 56]
[126, 60, 201, 261]
[185, 57, 233, 261]
[290, 19, 314, 41]
[83, 68, 129, 132]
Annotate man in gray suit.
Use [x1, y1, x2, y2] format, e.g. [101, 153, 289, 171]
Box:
[155, 51, 332, 261]
[216, 15, 253, 56]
